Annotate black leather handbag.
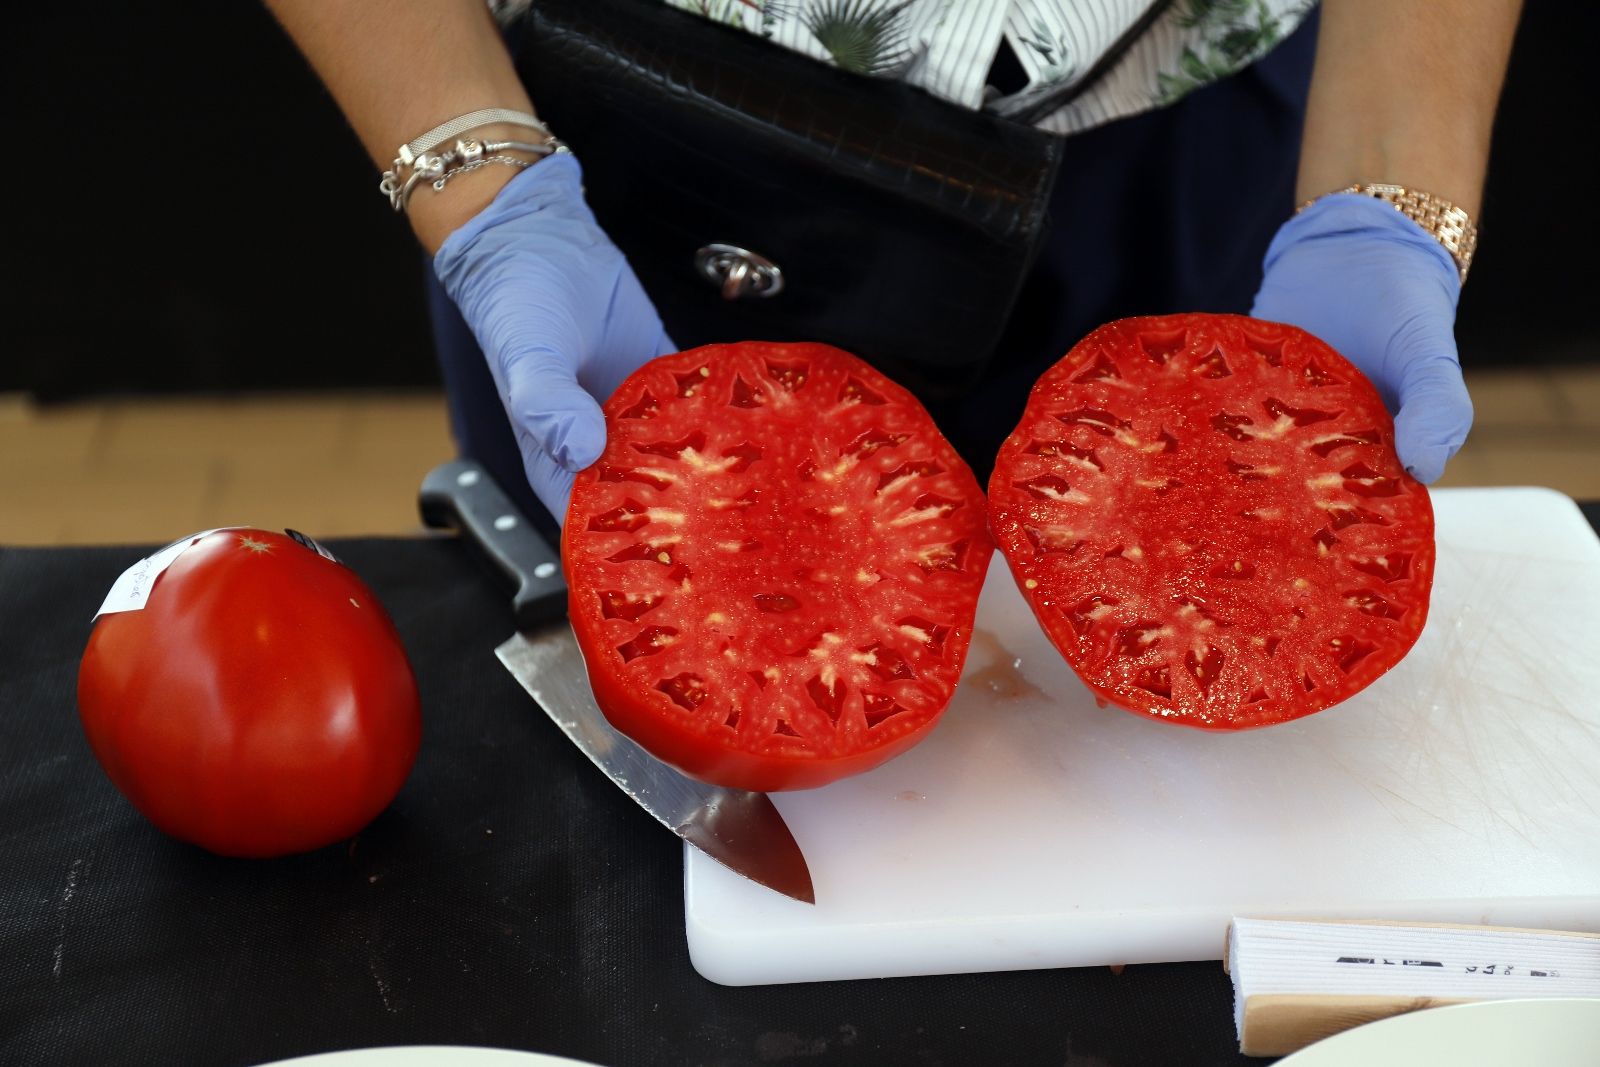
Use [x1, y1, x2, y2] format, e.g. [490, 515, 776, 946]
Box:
[513, 0, 1064, 404]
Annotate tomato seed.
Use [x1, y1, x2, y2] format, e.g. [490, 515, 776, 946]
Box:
[844, 428, 908, 458]
[599, 590, 664, 621]
[618, 390, 660, 419]
[1185, 646, 1225, 692]
[840, 375, 887, 405]
[617, 626, 678, 663]
[657, 673, 709, 710]
[753, 593, 800, 613]
[1014, 474, 1077, 502]
[1138, 329, 1186, 364]
[1324, 504, 1390, 531]
[1115, 622, 1162, 657]
[1227, 458, 1267, 480]
[1344, 589, 1404, 619]
[633, 431, 708, 460]
[1241, 332, 1284, 366]
[674, 370, 707, 397]
[1263, 397, 1340, 427]
[1212, 412, 1255, 441]
[587, 500, 649, 533]
[896, 617, 950, 655]
[597, 464, 673, 489]
[1066, 595, 1118, 636]
[1057, 407, 1128, 436]
[1340, 460, 1402, 498]
[863, 692, 908, 727]
[1073, 353, 1122, 383]
[1133, 666, 1172, 699]
[806, 673, 847, 721]
[1309, 428, 1381, 457]
[1194, 348, 1232, 378]
[606, 542, 670, 565]
[1330, 636, 1378, 673]
[857, 643, 915, 682]
[914, 539, 969, 573]
[728, 375, 764, 408]
[876, 460, 944, 493]
[721, 441, 763, 472]
[1350, 553, 1413, 583]
[1302, 359, 1340, 387]
[766, 361, 809, 390]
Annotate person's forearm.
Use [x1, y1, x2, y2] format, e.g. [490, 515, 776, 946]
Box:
[264, 0, 535, 251]
[1296, 0, 1523, 217]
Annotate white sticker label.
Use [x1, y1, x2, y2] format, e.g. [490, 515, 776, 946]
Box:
[285, 528, 340, 564]
[93, 528, 235, 620]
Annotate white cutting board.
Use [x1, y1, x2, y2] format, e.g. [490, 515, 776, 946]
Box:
[684, 487, 1600, 985]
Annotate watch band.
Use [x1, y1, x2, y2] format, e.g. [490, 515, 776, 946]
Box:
[1303, 183, 1479, 284]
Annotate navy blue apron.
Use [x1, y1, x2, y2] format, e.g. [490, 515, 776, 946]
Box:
[426, 11, 1320, 533]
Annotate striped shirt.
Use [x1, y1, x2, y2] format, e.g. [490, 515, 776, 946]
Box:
[661, 0, 1315, 134]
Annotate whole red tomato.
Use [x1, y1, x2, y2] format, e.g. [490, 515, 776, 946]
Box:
[77, 529, 421, 857]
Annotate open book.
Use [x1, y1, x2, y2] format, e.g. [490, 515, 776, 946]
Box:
[1226, 917, 1600, 1057]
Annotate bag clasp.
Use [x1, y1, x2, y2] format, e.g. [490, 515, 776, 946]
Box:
[695, 244, 785, 300]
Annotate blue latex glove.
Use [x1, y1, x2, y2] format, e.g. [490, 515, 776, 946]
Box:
[1250, 193, 1473, 483]
[433, 154, 673, 521]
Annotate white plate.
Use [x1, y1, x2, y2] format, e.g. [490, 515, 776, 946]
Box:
[256, 1049, 604, 1067]
[1279, 998, 1600, 1066]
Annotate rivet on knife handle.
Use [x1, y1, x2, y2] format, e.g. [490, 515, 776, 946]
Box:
[419, 459, 567, 630]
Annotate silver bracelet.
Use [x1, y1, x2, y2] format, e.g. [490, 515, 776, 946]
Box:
[390, 138, 557, 211]
[430, 154, 533, 195]
[397, 107, 545, 165]
[379, 110, 569, 212]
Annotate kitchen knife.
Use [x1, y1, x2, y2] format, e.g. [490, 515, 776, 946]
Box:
[419, 458, 815, 904]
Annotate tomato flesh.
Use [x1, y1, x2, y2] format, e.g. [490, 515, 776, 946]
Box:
[565, 343, 993, 790]
[988, 314, 1434, 729]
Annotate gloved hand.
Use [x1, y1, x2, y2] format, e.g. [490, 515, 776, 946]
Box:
[1250, 193, 1472, 483]
[433, 154, 673, 520]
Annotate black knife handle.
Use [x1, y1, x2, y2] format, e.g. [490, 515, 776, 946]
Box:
[419, 459, 567, 630]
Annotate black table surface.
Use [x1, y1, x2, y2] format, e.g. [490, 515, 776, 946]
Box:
[5, 502, 1598, 1067]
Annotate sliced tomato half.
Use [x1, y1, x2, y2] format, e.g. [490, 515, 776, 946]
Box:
[565, 342, 993, 790]
[988, 313, 1435, 729]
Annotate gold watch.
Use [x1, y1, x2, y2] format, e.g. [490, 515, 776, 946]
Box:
[1302, 183, 1478, 284]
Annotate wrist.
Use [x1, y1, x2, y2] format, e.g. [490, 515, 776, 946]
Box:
[1290, 187, 1475, 286]
[1267, 194, 1463, 302]
[409, 159, 528, 254]
[1293, 126, 1489, 219]
[396, 121, 558, 253]
[1294, 0, 1522, 221]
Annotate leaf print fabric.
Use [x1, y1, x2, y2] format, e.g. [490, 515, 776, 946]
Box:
[648, 0, 1313, 133]
[1155, 0, 1316, 104]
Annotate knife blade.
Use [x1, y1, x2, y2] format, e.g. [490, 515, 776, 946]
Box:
[419, 458, 815, 904]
